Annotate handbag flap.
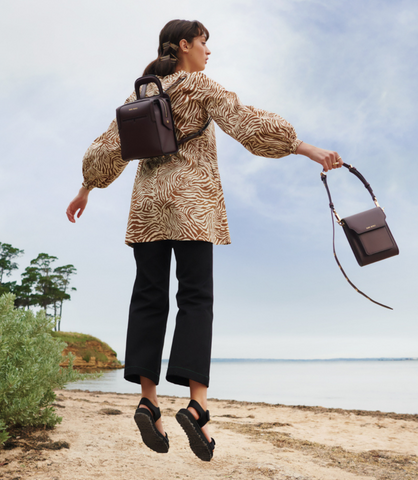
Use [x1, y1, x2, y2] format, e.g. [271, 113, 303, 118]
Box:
[342, 207, 386, 234]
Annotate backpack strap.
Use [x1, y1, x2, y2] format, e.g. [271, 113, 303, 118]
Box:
[166, 76, 213, 144]
[138, 75, 213, 146]
[178, 117, 213, 145]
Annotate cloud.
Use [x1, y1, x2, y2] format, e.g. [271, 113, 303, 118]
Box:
[1, 0, 417, 360]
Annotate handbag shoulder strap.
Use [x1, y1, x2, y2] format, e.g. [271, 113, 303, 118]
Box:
[321, 166, 393, 310]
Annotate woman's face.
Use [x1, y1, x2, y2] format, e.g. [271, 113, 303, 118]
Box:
[186, 35, 211, 72]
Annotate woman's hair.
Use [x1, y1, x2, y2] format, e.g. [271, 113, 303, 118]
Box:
[143, 19, 209, 77]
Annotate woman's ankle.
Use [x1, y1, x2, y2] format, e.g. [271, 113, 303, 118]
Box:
[189, 380, 208, 411]
[140, 376, 158, 406]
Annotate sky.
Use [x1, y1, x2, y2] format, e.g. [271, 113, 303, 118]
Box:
[1, 0, 417, 363]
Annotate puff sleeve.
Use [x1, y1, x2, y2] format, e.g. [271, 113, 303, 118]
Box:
[81, 92, 136, 190]
[181, 72, 302, 158]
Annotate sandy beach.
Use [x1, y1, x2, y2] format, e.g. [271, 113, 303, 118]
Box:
[1, 389, 417, 480]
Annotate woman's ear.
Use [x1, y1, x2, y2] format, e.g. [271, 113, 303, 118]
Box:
[179, 39, 189, 53]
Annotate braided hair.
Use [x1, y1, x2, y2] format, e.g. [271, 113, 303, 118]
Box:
[143, 19, 209, 77]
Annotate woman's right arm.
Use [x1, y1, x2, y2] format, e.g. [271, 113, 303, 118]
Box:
[81, 117, 130, 191]
[66, 186, 90, 223]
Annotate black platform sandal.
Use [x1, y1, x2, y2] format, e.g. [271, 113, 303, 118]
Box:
[176, 399, 215, 462]
[134, 397, 169, 453]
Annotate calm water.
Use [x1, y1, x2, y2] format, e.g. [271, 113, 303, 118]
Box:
[65, 359, 418, 414]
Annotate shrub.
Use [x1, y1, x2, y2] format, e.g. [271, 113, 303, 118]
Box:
[0, 420, 8, 445]
[0, 294, 86, 444]
[81, 351, 92, 363]
[79, 350, 108, 364]
[95, 352, 108, 363]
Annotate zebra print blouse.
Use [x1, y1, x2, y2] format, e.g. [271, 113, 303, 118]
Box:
[82, 70, 302, 246]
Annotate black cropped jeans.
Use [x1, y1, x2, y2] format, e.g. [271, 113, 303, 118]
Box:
[124, 240, 213, 387]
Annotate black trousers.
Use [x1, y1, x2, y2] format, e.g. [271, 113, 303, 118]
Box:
[124, 240, 213, 387]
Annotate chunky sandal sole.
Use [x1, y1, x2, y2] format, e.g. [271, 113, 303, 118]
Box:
[176, 409, 214, 461]
[134, 409, 169, 453]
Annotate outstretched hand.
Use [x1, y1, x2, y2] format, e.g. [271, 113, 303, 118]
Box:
[66, 187, 90, 223]
[296, 142, 342, 172]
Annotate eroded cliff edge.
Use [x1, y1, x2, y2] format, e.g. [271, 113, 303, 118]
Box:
[52, 331, 123, 370]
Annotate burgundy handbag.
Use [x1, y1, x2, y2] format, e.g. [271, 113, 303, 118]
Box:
[116, 75, 211, 161]
[321, 163, 399, 309]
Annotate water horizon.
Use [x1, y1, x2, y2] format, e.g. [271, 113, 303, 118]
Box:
[179, 357, 418, 362]
[65, 358, 418, 414]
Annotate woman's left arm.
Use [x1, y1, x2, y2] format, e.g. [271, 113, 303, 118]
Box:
[186, 73, 342, 169]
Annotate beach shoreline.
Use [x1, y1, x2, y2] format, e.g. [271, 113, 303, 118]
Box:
[1, 389, 417, 479]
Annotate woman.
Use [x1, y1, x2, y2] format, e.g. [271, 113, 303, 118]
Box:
[66, 19, 342, 462]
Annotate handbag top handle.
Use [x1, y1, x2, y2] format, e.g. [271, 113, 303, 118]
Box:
[321, 163, 381, 225]
[321, 164, 393, 310]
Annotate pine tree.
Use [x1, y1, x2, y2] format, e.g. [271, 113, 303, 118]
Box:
[53, 264, 77, 331]
[0, 242, 24, 296]
[0, 244, 77, 329]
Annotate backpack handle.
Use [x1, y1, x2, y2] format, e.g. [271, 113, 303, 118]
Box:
[134, 75, 164, 99]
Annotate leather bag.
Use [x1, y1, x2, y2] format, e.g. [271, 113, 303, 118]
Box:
[341, 206, 398, 267]
[116, 75, 211, 161]
[321, 163, 399, 309]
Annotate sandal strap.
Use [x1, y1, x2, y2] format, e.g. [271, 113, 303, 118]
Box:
[187, 399, 210, 428]
[139, 397, 161, 422]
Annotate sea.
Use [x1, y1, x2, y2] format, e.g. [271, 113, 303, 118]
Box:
[64, 358, 418, 415]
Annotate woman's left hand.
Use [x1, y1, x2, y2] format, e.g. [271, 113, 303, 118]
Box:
[296, 142, 342, 172]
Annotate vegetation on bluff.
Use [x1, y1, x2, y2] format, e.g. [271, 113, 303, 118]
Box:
[51, 331, 122, 370]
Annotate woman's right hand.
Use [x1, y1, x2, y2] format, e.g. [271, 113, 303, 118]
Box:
[66, 187, 90, 223]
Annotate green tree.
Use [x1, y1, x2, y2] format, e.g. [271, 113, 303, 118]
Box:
[0, 280, 16, 298]
[0, 243, 24, 296]
[15, 266, 39, 309]
[53, 264, 77, 331]
[29, 253, 59, 312]
[1, 246, 77, 327]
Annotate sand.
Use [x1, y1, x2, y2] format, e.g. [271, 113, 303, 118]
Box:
[1, 389, 417, 480]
